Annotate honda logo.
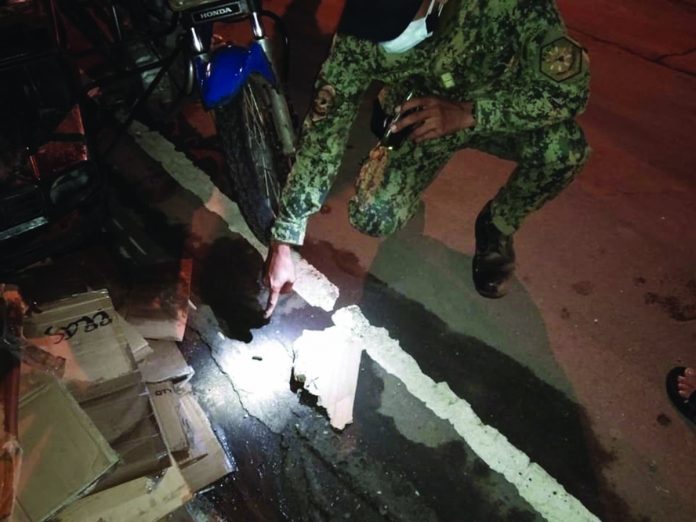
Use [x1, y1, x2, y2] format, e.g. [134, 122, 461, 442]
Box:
[200, 7, 233, 18]
[192, 2, 245, 24]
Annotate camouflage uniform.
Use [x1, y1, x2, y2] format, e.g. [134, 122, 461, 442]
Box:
[271, 0, 590, 245]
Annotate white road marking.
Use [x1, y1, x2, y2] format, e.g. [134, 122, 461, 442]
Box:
[128, 121, 339, 312]
[128, 120, 600, 522]
[334, 306, 600, 522]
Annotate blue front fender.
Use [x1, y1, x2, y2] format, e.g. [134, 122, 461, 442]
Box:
[196, 41, 276, 110]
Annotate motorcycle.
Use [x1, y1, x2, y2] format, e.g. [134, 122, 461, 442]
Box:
[62, 0, 297, 244]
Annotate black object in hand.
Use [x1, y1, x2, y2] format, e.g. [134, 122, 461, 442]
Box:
[380, 92, 417, 150]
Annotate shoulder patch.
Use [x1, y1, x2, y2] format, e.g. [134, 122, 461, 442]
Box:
[539, 37, 583, 82]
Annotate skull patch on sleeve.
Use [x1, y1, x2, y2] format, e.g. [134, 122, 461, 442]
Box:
[306, 80, 337, 128]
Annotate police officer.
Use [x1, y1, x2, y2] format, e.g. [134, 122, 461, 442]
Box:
[263, 0, 590, 317]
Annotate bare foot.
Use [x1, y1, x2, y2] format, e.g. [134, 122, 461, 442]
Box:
[677, 367, 696, 399]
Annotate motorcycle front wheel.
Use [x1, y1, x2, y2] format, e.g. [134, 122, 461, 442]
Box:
[214, 74, 292, 245]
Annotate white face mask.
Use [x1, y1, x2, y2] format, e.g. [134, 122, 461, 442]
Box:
[380, 0, 437, 54]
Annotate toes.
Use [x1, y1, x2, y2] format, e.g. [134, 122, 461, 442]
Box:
[679, 390, 692, 399]
[683, 369, 696, 386]
[678, 380, 696, 397]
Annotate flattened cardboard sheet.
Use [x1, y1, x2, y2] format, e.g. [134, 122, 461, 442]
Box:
[147, 381, 188, 454]
[20, 341, 65, 377]
[138, 340, 193, 384]
[13, 375, 118, 522]
[115, 312, 153, 363]
[80, 380, 170, 493]
[293, 325, 363, 430]
[164, 505, 196, 521]
[25, 290, 136, 401]
[55, 464, 191, 522]
[175, 386, 233, 492]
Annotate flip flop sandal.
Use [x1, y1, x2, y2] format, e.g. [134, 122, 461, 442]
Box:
[665, 366, 696, 425]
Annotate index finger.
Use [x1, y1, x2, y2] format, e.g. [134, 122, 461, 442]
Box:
[399, 96, 436, 114]
[264, 287, 280, 318]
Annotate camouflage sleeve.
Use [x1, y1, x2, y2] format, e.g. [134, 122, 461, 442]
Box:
[473, 12, 590, 134]
[270, 35, 375, 245]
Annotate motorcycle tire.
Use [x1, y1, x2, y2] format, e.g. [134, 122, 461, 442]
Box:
[215, 74, 292, 245]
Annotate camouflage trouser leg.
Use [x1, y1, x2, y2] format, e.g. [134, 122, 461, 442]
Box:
[348, 135, 457, 237]
[348, 118, 588, 238]
[471, 119, 590, 235]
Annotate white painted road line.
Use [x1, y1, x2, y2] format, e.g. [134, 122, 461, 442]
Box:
[128, 121, 340, 313]
[128, 120, 600, 522]
[334, 306, 600, 522]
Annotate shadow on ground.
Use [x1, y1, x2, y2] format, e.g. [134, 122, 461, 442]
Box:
[300, 234, 642, 522]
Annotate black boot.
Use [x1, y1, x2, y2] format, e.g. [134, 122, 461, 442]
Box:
[473, 203, 515, 298]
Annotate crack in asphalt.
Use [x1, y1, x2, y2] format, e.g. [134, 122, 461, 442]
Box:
[656, 46, 696, 61]
[187, 322, 267, 426]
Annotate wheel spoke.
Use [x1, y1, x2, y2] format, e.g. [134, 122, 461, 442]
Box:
[243, 84, 282, 211]
[216, 75, 291, 243]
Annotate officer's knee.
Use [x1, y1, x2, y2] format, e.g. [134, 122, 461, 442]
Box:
[348, 200, 403, 237]
[564, 139, 591, 171]
[526, 122, 591, 172]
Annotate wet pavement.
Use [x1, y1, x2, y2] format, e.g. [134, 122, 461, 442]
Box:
[14, 0, 696, 521]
